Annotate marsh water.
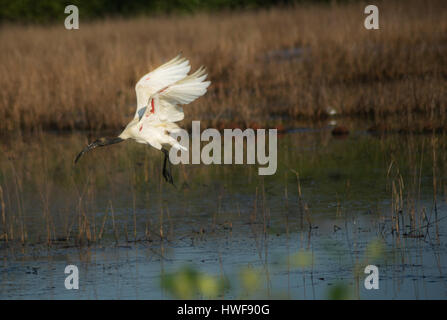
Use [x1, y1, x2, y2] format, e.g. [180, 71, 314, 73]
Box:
[1, 123, 447, 299]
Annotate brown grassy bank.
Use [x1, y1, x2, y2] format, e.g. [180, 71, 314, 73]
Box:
[0, 0, 446, 134]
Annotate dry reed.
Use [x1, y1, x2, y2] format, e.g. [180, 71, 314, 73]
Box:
[0, 0, 446, 135]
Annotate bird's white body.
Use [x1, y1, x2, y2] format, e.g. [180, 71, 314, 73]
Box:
[119, 55, 211, 151]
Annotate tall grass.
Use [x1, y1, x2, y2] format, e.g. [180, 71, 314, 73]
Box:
[0, 0, 446, 135]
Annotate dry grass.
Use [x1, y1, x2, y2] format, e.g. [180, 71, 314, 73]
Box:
[0, 0, 446, 134]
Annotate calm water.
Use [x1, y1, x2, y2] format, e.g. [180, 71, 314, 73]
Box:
[1, 125, 446, 299]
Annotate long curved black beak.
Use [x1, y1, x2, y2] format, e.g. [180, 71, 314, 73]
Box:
[74, 137, 124, 164]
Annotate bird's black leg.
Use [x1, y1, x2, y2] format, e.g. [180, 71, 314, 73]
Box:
[162, 149, 174, 185]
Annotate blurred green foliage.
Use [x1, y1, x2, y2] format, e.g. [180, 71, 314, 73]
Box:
[327, 282, 354, 300]
[161, 265, 229, 299]
[289, 249, 314, 269]
[239, 266, 262, 295]
[159, 238, 387, 300]
[364, 238, 385, 262]
[0, 0, 347, 24]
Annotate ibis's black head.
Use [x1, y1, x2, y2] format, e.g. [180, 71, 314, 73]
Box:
[74, 137, 124, 164]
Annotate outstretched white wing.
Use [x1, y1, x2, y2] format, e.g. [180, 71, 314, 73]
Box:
[141, 66, 211, 122]
[135, 55, 191, 120]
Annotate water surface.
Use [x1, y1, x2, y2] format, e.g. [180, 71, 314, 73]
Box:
[1, 126, 446, 299]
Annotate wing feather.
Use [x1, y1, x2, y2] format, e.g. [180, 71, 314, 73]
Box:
[141, 66, 211, 122]
[135, 54, 191, 118]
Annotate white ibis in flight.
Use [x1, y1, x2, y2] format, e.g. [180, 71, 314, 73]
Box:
[74, 54, 211, 184]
